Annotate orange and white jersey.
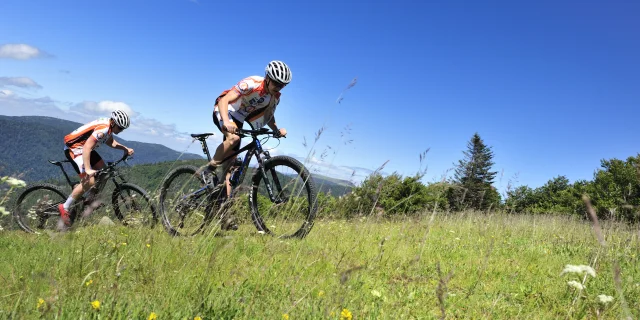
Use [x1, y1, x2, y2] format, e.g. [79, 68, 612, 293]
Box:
[63, 118, 113, 156]
[214, 76, 280, 124]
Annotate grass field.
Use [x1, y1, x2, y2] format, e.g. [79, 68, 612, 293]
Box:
[1, 212, 638, 319]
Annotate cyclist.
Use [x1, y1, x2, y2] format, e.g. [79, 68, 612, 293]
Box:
[202, 60, 291, 196]
[57, 109, 135, 227]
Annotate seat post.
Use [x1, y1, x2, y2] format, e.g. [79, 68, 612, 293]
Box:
[57, 163, 75, 188]
[199, 138, 212, 161]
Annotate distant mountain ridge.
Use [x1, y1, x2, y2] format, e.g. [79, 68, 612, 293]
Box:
[0, 115, 203, 182]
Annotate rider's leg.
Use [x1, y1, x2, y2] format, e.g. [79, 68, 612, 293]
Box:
[225, 171, 232, 196]
[213, 134, 240, 187]
[60, 151, 103, 222]
[210, 131, 241, 167]
[209, 108, 243, 167]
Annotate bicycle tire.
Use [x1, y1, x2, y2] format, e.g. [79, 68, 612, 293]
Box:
[249, 155, 318, 239]
[13, 183, 67, 233]
[111, 183, 158, 228]
[158, 165, 213, 236]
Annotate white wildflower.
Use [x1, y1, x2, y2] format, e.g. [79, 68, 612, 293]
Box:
[597, 294, 614, 304]
[561, 264, 596, 277]
[5, 177, 27, 188]
[567, 281, 585, 290]
[371, 290, 381, 297]
[0, 207, 8, 216]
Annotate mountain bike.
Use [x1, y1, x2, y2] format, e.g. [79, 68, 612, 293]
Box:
[13, 154, 157, 233]
[158, 128, 317, 238]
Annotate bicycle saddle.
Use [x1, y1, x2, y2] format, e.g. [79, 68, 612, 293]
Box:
[48, 159, 71, 165]
[190, 133, 214, 139]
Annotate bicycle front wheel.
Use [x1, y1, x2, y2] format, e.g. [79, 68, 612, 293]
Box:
[249, 155, 318, 239]
[13, 183, 67, 233]
[112, 183, 158, 228]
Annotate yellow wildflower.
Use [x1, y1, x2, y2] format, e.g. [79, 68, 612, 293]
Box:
[146, 243, 151, 248]
[122, 242, 127, 246]
[37, 298, 45, 309]
[85, 279, 93, 286]
[148, 312, 157, 320]
[340, 308, 352, 320]
[282, 314, 290, 320]
[194, 317, 202, 320]
[318, 290, 325, 298]
[91, 300, 100, 310]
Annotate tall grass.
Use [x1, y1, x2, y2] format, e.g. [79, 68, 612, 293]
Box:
[1, 212, 638, 319]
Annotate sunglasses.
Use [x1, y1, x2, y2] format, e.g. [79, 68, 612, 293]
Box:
[270, 79, 286, 90]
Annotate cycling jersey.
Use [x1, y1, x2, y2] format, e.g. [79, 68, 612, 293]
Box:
[64, 118, 113, 156]
[214, 76, 280, 124]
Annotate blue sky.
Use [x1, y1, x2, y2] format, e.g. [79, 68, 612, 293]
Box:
[1, 0, 638, 194]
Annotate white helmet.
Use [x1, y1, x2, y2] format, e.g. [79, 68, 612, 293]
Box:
[111, 109, 130, 129]
[265, 60, 292, 84]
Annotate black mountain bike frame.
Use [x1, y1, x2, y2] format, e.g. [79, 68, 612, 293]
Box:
[191, 128, 285, 202]
[49, 154, 130, 202]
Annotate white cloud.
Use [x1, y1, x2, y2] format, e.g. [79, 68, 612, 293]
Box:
[130, 116, 191, 140]
[0, 44, 49, 60]
[1, 91, 196, 152]
[73, 100, 136, 117]
[287, 153, 375, 185]
[0, 91, 61, 116]
[0, 77, 42, 89]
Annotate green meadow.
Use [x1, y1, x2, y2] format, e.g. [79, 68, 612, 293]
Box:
[1, 212, 638, 319]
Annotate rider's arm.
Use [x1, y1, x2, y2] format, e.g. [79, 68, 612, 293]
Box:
[106, 136, 134, 156]
[266, 115, 278, 132]
[217, 90, 241, 125]
[106, 136, 124, 150]
[264, 101, 281, 132]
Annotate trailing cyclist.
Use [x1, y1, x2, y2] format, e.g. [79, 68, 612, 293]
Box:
[58, 110, 134, 227]
[202, 60, 292, 196]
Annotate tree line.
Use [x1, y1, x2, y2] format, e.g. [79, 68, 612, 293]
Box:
[315, 133, 640, 222]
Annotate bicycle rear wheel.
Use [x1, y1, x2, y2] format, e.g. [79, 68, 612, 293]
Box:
[159, 165, 223, 236]
[112, 183, 158, 228]
[13, 183, 67, 233]
[249, 156, 317, 239]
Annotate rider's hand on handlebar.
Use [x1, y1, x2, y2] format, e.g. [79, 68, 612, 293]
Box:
[274, 128, 287, 138]
[126, 147, 134, 156]
[223, 122, 238, 134]
[84, 168, 97, 179]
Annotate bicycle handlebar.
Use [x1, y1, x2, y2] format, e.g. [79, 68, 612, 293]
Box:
[235, 128, 286, 138]
[92, 153, 130, 177]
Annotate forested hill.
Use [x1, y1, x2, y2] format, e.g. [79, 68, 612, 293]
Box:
[0, 115, 202, 182]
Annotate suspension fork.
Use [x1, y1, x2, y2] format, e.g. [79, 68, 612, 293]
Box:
[256, 150, 285, 203]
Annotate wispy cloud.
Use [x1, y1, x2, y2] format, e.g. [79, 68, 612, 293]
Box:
[0, 90, 195, 152]
[130, 115, 192, 141]
[289, 154, 375, 184]
[0, 77, 42, 89]
[0, 44, 51, 60]
[71, 100, 137, 118]
[0, 90, 60, 116]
